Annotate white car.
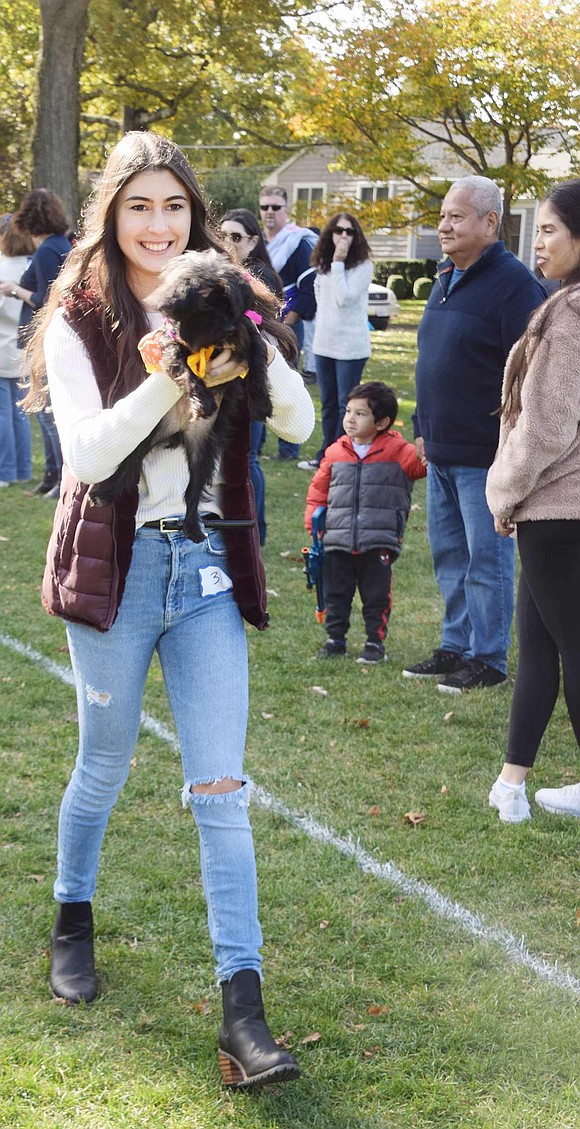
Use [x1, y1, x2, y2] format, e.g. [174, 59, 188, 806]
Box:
[367, 282, 400, 330]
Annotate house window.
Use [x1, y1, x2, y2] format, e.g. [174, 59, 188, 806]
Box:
[296, 186, 324, 205]
[359, 185, 390, 203]
[506, 211, 524, 258]
[292, 185, 325, 224]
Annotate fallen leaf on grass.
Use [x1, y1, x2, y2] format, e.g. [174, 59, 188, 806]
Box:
[279, 550, 291, 557]
[410, 503, 422, 511]
[265, 589, 279, 597]
[261, 711, 274, 720]
[26, 873, 45, 883]
[440, 785, 450, 795]
[300, 1031, 322, 1045]
[319, 920, 329, 930]
[0, 535, 9, 542]
[362, 1046, 381, 1058]
[368, 1005, 390, 1016]
[576, 908, 580, 928]
[275, 1031, 294, 1049]
[404, 811, 426, 826]
[343, 716, 370, 728]
[311, 686, 328, 696]
[367, 804, 381, 817]
[443, 711, 454, 723]
[58, 643, 69, 654]
[191, 998, 211, 1015]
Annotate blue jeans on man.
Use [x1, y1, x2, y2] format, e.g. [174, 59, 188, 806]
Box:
[427, 463, 515, 674]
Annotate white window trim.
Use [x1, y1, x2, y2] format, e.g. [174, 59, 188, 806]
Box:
[292, 182, 327, 204]
[356, 181, 392, 202]
[509, 208, 526, 259]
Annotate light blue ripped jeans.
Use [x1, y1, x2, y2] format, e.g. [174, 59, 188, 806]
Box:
[55, 523, 262, 982]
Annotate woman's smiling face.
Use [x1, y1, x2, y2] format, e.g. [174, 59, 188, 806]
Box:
[535, 201, 580, 282]
[115, 168, 192, 298]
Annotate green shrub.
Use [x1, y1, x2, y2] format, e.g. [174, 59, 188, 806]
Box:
[374, 258, 438, 291]
[413, 277, 434, 300]
[386, 274, 408, 299]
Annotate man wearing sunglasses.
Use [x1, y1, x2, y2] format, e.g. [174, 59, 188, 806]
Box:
[259, 187, 318, 459]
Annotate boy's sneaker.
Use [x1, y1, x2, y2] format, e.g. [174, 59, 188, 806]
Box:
[356, 641, 386, 664]
[317, 638, 346, 659]
[402, 648, 463, 679]
[297, 459, 319, 472]
[535, 782, 580, 817]
[437, 659, 506, 695]
[489, 778, 531, 823]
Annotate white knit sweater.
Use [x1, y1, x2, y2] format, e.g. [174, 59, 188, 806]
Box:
[313, 259, 373, 360]
[486, 288, 580, 522]
[44, 308, 315, 526]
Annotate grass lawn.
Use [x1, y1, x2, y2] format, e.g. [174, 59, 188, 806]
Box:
[0, 305, 578, 1128]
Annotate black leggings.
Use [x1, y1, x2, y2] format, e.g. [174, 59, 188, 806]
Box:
[506, 520, 580, 767]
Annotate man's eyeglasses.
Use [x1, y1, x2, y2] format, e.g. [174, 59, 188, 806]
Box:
[223, 231, 245, 243]
[259, 203, 284, 212]
[334, 225, 355, 237]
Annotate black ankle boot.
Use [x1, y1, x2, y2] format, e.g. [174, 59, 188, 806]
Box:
[218, 970, 300, 1089]
[50, 901, 98, 1004]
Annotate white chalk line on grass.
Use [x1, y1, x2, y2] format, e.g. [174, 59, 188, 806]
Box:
[2, 631, 580, 998]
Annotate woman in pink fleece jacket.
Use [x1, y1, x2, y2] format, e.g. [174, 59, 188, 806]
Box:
[486, 178, 580, 823]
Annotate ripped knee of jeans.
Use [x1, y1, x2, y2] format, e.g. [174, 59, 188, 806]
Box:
[181, 776, 252, 809]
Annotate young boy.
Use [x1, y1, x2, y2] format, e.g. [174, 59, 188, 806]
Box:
[304, 382, 426, 662]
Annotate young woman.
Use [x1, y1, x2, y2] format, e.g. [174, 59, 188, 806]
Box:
[0, 189, 71, 496]
[0, 216, 34, 485]
[221, 208, 283, 298]
[486, 178, 580, 823]
[221, 208, 284, 544]
[301, 213, 373, 470]
[25, 132, 314, 1088]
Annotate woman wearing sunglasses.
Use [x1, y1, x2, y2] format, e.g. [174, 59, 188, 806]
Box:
[302, 213, 373, 469]
[221, 209, 284, 544]
[221, 209, 283, 299]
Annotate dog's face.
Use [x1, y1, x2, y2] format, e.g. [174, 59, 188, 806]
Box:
[147, 249, 257, 351]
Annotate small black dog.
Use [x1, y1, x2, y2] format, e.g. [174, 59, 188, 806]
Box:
[89, 249, 273, 541]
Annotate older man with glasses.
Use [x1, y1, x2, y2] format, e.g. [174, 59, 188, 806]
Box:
[258, 186, 317, 459]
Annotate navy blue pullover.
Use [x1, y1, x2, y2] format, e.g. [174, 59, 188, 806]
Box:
[413, 242, 546, 468]
[18, 233, 71, 345]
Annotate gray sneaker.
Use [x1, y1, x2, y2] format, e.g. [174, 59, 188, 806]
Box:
[317, 639, 346, 659]
[535, 783, 580, 817]
[356, 641, 386, 664]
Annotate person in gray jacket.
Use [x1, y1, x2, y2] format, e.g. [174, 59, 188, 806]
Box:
[305, 382, 425, 663]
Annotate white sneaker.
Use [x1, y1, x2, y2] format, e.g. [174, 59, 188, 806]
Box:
[297, 460, 319, 472]
[488, 778, 531, 823]
[535, 782, 580, 817]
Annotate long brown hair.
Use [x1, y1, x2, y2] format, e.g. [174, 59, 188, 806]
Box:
[501, 178, 580, 422]
[311, 212, 371, 274]
[25, 132, 224, 410]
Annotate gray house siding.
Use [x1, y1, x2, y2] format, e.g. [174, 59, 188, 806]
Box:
[263, 146, 553, 267]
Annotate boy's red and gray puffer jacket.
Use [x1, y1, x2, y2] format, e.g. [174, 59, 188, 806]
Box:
[305, 432, 425, 556]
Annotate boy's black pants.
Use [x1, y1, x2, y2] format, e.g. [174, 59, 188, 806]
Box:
[323, 549, 393, 643]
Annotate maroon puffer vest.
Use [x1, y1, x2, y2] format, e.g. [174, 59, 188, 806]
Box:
[42, 291, 268, 632]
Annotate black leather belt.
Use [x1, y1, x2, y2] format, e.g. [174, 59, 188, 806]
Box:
[141, 515, 255, 532]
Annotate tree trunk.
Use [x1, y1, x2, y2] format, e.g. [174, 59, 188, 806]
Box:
[32, 0, 90, 226]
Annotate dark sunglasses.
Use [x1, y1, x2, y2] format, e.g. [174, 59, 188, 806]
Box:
[223, 231, 246, 243]
[259, 203, 284, 212]
[334, 225, 355, 237]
